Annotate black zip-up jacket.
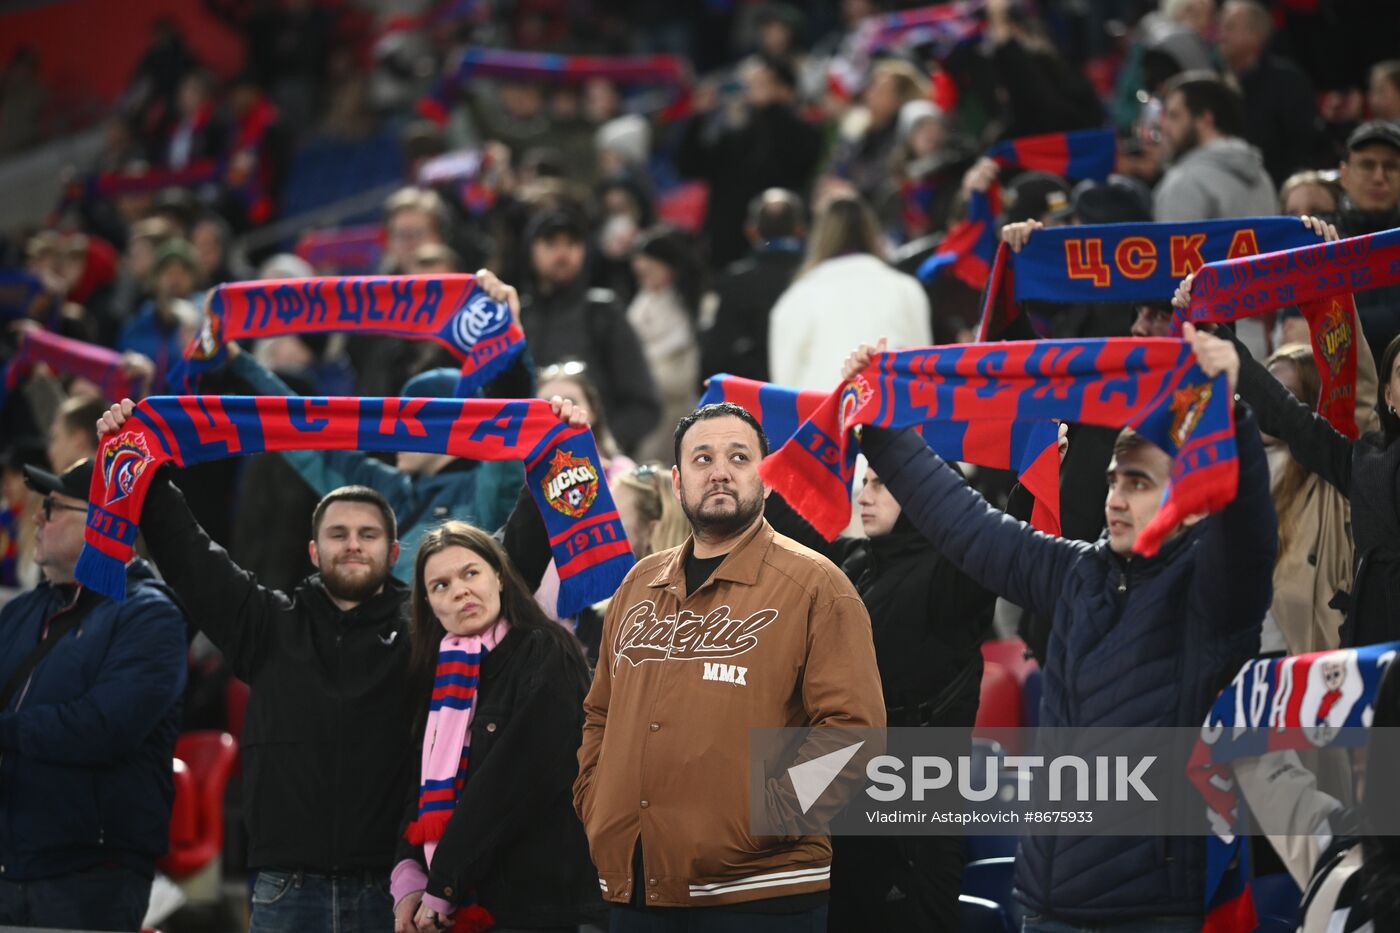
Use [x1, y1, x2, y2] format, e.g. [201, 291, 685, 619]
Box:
[840, 517, 995, 722]
[396, 626, 605, 926]
[139, 475, 415, 873]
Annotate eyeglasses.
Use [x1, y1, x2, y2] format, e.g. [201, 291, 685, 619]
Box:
[40, 497, 87, 521]
[631, 463, 661, 479]
[1349, 156, 1400, 178]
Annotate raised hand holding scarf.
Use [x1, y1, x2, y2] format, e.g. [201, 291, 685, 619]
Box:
[174, 275, 525, 398]
[1182, 227, 1400, 439]
[918, 129, 1117, 289]
[759, 338, 1236, 556]
[976, 217, 1324, 341]
[702, 372, 1062, 535]
[79, 396, 633, 616]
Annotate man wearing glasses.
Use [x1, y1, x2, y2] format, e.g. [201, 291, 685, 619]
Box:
[0, 458, 188, 931]
[1334, 120, 1400, 359]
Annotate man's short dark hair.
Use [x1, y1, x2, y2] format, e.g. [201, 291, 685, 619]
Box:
[674, 403, 770, 470]
[747, 189, 806, 241]
[311, 486, 398, 542]
[1163, 71, 1246, 139]
[55, 396, 108, 446]
[1113, 427, 1155, 460]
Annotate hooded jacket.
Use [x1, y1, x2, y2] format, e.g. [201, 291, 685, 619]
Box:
[861, 407, 1275, 925]
[0, 562, 187, 881]
[139, 476, 415, 873]
[1153, 137, 1278, 223]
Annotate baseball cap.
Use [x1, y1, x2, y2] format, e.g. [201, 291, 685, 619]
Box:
[24, 458, 95, 503]
[1347, 120, 1400, 154]
[1003, 172, 1073, 225]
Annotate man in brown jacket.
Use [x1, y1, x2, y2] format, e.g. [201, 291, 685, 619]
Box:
[574, 402, 885, 930]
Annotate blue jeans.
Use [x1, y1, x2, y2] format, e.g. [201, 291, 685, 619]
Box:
[0, 865, 151, 930]
[610, 904, 828, 932]
[1022, 916, 1202, 933]
[249, 869, 393, 933]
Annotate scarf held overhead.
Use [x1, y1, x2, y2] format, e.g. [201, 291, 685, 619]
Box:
[704, 372, 1062, 535]
[419, 49, 690, 125]
[977, 217, 1325, 340]
[2, 329, 147, 411]
[759, 339, 1236, 555]
[1183, 227, 1400, 439]
[1188, 642, 1399, 932]
[918, 128, 1117, 289]
[176, 275, 525, 397]
[78, 397, 633, 616]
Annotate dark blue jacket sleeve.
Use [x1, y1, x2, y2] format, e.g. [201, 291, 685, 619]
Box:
[0, 589, 187, 764]
[1190, 406, 1277, 637]
[861, 426, 1089, 619]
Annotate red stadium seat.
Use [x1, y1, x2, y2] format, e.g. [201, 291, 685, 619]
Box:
[159, 731, 238, 880]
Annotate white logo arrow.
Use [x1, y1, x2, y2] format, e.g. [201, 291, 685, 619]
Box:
[787, 741, 865, 814]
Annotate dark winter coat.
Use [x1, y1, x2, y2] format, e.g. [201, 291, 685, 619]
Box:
[861, 408, 1275, 924]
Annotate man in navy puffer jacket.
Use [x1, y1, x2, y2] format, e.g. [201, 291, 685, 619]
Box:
[854, 326, 1275, 930]
[0, 459, 187, 931]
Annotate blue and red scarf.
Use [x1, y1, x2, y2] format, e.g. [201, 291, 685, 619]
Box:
[829, 1, 985, 98]
[703, 372, 1062, 535]
[1183, 227, 1400, 439]
[1, 328, 147, 412]
[698, 375, 827, 450]
[78, 396, 632, 616]
[1189, 642, 1399, 932]
[759, 339, 1236, 554]
[173, 275, 525, 398]
[918, 129, 1117, 289]
[976, 217, 1324, 340]
[418, 49, 690, 125]
[294, 225, 385, 275]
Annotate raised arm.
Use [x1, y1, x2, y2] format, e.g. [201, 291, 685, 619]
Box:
[98, 401, 291, 679]
[1173, 268, 1355, 494]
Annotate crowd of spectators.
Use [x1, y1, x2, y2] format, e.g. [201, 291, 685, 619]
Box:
[4, 0, 1400, 929]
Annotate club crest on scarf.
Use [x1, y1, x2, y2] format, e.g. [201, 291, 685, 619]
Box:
[839, 376, 873, 433]
[450, 290, 511, 354]
[190, 308, 224, 361]
[1318, 299, 1355, 379]
[542, 447, 599, 518]
[1169, 383, 1213, 449]
[102, 432, 153, 505]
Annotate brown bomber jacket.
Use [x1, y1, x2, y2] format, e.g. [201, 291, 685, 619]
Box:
[573, 517, 885, 908]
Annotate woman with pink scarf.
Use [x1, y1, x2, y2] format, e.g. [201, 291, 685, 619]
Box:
[390, 519, 602, 932]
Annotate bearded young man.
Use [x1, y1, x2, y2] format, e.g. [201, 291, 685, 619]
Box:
[574, 402, 885, 932]
[96, 402, 413, 933]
